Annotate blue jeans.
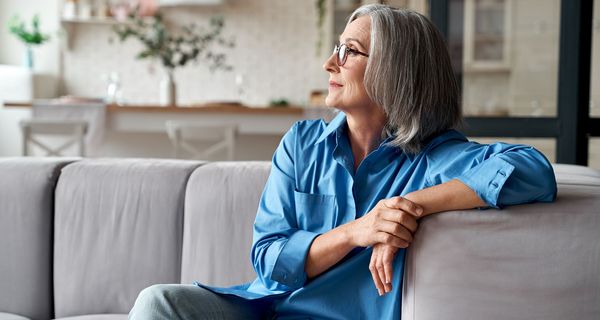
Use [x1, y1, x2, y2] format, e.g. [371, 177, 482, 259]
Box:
[129, 284, 275, 320]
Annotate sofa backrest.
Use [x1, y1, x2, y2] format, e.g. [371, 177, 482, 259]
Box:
[401, 164, 600, 320]
[0, 158, 73, 320]
[180, 161, 271, 286]
[52, 159, 202, 318]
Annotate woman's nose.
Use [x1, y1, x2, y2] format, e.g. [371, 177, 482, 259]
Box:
[323, 52, 339, 73]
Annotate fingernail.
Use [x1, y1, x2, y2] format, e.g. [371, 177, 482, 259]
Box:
[378, 289, 383, 296]
[417, 208, 423, 215]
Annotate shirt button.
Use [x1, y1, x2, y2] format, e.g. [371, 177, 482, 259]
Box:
[498, 171, 506, 176]
[492, 182, 499, 188]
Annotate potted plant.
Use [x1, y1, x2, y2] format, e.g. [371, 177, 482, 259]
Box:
[7, 14, 51, 69]
[112, 10, 234, 106]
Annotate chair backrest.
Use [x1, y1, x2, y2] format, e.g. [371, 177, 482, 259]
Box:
[181, 161, 271, 286]
[31, 101, 106, 156]
[52, 159, 203, 318]
[166, 120, 238, 160]
[401, 164, 600, 320]
[20, 119, 88, 157]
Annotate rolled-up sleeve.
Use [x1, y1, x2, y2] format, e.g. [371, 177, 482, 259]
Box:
[427, 141, 557, 208]
[250, 123, 320, 291]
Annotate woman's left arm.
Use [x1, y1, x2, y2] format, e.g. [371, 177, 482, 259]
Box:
[402, 179, 485, 217]
[429, 142, 557, 208]
[372, 143, 558, 295]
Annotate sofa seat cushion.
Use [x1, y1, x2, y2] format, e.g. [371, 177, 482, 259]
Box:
[56, 314, 127, 320]
[0, 312, 29, 320]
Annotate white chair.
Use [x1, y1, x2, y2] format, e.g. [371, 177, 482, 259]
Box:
[20, 119, 88, 157]
[165, 121, 237, 160]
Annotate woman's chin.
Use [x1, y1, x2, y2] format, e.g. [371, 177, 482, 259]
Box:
[325, 95, 341, 108]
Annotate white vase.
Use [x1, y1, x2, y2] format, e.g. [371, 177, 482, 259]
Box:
[159, 70, 176, 106]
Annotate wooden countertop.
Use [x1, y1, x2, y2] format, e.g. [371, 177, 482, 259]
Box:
[2, 101, 305, 115]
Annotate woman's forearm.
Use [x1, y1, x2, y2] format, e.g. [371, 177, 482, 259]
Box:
[403, 179, 487, 217]
[304, 224, 355, 279]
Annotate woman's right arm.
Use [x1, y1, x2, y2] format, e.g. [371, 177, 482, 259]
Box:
[305, 197, 422, 279]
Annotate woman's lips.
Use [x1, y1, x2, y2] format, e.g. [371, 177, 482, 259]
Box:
[329, 81, 343, 88]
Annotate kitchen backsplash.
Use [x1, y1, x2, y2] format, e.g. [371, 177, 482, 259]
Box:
[62, 0, 331, 106]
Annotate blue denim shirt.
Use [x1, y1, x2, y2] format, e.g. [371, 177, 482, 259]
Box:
[197, 111, 557, 319]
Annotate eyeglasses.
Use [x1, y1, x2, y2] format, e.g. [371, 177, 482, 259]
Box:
[333, 44, 369, 66]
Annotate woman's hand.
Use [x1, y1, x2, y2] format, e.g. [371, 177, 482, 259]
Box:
[346, 196, 422, 248]
[370, 243, 398, 295]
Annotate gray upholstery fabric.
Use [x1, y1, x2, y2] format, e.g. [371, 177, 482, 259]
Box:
[402, 164, 600, 320]
[0, 158, 74, 320]
[53, 159, 203, 318]
[0, 312, 29, 320]
[181, 162, 271, 286]
[56, 314, 126, 320]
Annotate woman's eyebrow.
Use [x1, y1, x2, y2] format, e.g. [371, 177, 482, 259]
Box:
[340, 37, 367, 49]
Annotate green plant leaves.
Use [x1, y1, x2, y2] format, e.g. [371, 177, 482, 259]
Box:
[111, 10, 234, 72]
[7, 14, 50, 45]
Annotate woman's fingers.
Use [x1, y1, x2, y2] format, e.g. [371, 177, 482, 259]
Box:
[382, 246, 395, 292]
[377, 248, 391, 293]
[369, 248, 385, 295]
[370, 244, 398, 295]
[376, 219, 414, 242]
[384, 196, 423, 217]
[376, 232, 410, 248]
[380, 208, 418, 233]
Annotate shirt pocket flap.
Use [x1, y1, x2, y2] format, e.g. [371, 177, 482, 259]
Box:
[293, 190, 337, 232]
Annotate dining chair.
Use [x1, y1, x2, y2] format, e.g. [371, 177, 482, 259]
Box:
[165, 121, 238, 161]
[20, 119, 89, 157]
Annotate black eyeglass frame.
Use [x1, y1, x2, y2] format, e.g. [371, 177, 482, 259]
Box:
[333, 43, 369, 66]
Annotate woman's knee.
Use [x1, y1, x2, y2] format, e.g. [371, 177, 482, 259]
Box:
[131, 284, 189, 314]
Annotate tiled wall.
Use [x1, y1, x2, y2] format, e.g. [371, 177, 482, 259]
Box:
[62, 0, 332, 106]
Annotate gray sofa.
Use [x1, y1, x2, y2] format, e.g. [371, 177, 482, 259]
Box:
[1, 158, 599, 320]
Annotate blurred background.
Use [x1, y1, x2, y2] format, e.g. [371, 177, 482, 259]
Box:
[0, 0, 598, 168]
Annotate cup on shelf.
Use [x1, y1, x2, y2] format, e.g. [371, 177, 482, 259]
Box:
[62, 0, 78, 20]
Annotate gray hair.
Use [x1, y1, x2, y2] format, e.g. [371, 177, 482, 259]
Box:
[348, 4, 461, 154]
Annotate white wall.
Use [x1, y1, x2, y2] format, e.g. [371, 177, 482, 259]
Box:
[0, 0, 61, 77]
[61, 0, 332, 106]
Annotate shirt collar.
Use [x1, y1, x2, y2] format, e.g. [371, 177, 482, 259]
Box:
[315, 111, 347, 145]
[314, 111, 468, 156]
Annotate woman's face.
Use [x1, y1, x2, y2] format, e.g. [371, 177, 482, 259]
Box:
[323, 15, 375, 112]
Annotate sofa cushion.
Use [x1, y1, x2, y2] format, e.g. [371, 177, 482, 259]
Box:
[53, 159, 203, 318]
[55, 314, 127, 320]
[0, 158, 74, 320]
[0, 312, 30, 320]
[181, 161, 271, 286]
[402, 164, 600, 320]
[552, 163, 600, 186]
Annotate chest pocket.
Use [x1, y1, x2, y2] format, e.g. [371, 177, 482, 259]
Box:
[293, 190, 338, 233]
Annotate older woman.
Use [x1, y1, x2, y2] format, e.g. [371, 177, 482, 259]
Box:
[130, 4, 556, 319]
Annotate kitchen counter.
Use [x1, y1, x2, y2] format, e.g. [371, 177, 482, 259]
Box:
[2, 101, 334, 135]
[4, 102, 304, 114]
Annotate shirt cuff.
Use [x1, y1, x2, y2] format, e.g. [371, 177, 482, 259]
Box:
[455, 156, 515, 209]
[270, 229, 320, 288]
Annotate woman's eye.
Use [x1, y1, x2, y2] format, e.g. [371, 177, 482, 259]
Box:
[347, 49, 359, 56]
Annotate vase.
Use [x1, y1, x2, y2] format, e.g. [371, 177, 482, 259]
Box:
[23, 46, 34, 69]
[159, 70, 176, 106]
